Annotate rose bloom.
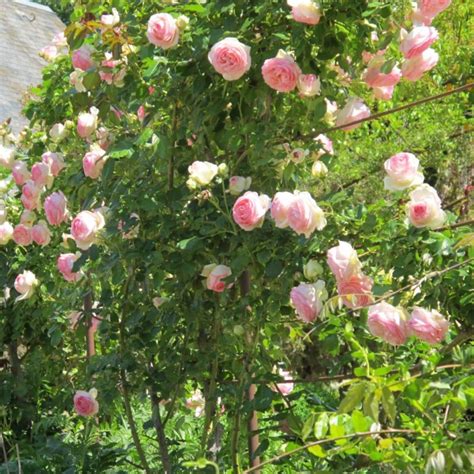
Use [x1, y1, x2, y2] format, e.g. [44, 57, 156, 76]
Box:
[14, 270, 38, 300]
[373, 85, 395, 101]
[368, 302, 408, 346]
[49, 122, 69, 142]
[327, 241, 362, 280]
[57, 253, 82, 282]
[71, 45, 95, 71]
[44, 191, 68, 226]
[0, 222, 14, 245]
[31, 162, 53, 188]
[287, 0, 321, 25]
[400, 26, 438, 59]
[324, 98, 338, 125]
[314, 134, 334, 158]
[261, 52, 302, 92]
[147, 13, 179, 49]
[337, 273, 374, 309]
[336, 97, 371, 131]
[70, 70, 86, 92]
[401, 48, 439, 81]
[20, 210, 36, 226]
[363, 58, 402, 88]
[297, 74, 321, 97]
[208, 37, 251, 81]
[407, 184, 446, 228]
[42, 151, 65, 177]
[0, 145, 15, 168]
[101, 8, 120, 28]
[13, 224, 33, 246]
[290, 148, 309, 164]
[408, 307, 449, 344]
[229, 176, 252, 196]
[311, 160, 328, 177]
[303, 259, 323, 280]
[416, 0, 451, 23]
[73, 390, 99, 417]
[186, 389, 205, 417]
[271, 191, 295, 228]
[83, 148, 106, 179]
[271, 369, 294, 396]
[201, 264, 232, 293]
[232, 191, 271, 231]
[32, 221, 51, 246]
[12, 161, 31, 186]
[70, 210, 105, 250]
[287, 191, 326, 238]
[77, 107, 99, 139]
[187, 161, 218, 188]
[290, 280, 327, 323]
[384, 152, 424, 191]
[40, 45, 58, 62]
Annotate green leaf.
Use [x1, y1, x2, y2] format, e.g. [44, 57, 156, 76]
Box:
[339, 382, 367, 413]
[308, 444, 326, 458]
[352, 410, 371, 432]
[381, 387, 396, 423]
[314, 412, 329, 439]
[83, 71, 101, 90]
[301, 414, 316, 441]
[363, 389, 380, 422]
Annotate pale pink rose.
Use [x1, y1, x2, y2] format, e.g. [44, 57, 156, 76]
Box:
[0, 222, 14, 245]
[52, 31, 67, 48]
[73, 390, 99, 417]
[261, 53, 302, 92]
[311, 160, 328, 177]
[384, 152, 424, 191]
[31, 162, 53, 188]
[96, 127, 113, 150]
[314, 134, 334, 157]
[416, 0, 451, 22]
[77, 107, 99, 138]
[57, 253, 82, 282]
[400, 26, 438, 59]
[186, 389, 205, 417]
[13, 224, 33, 246]
[324, 98, 338, 124]
[148, 86, 156, 95]
[71, 45, 95, 71]
[327, 241, 362, 280]
[39, 45, 58, 62]
[289, 148, 309, 163]
[49, 123, 69, 142]
[32, 221, 51, 246]
[201, 264, 232, 293]
[297, 74, 321, 97]
[232, 191, 271, 231]
[42, 152, 65, 177]
[271, 369, 294, 396]
[373, 85, 395, 100]
[229, 176, 252, 196]
[21, 180, 42, 211]
[408, 307, 449, 344]
[401, 48, 439, 81]
[337, 273, 374, 309]
[407, 184, 446, 228]
[20, 210, 36, 226]
[0, 145, 15, 168]
[70, 70, 86, 92]
[208, 38, 251, 81]
[290, 280, 327, 323]
[187, 161, 218, 188]
[83, 148, 106, 179]
[287, 191, 326, 238]
[368, 302, 408, 345]
[12, 161, 31, 186]
[287, 0, 321, 25]
[271, 192, 295, 228]
[70, 210, 105, 250]
[336, 98, 371, 131]
[137, 105, 147, 123]
[44, 191, 68, 226]
[363, 58, 402, 88]
[147, 13, 179, 49]
[14, 270, 38, 300]
[101, 8, 120, 28]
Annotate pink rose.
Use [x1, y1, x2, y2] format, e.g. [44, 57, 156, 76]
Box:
[262, 53, 302, 92]
[101, 8, 120, 28]
[290, 280, 327, 323]
[271, 192, 295, 228]
[13, 224, 33, 246]
[42, 151, 65, 177]
[229, 176, 252, 196]
[57, 253, 82, 282]
[39, 45, 58, 62]
[337, 273, 374, 309]
[21, 180, 42, 211]
[407, 184, 446, 228]
[373, 85, 395, 101]
[416, 0, 451, 23]
[297, 74, 321, 97]
[0, 222, 14, 245]
[12, 161, 31, 186]
[44, 191, 68, 226]
[208, 38, 251, 81]
[73, 390, 99, 417]
[384, 152, 424, 191]
[287, 191, 326, 238]
[137, 105, 147, 123]
[0, 145, 15, 168]
[71, 45, 95, 71]
[368, 302, 408, 346]
[271, 369, 294, 396]
[32, 221, 51, 246]
[70, 210, 105, 250]
[327, 241, 362, 280]
[147, 13, 179, 49]
[363, 58, 402, 88]
[400, 27, 438, 59]
[408, 307, 449, 344]
[287, 0, 321, 25]
[31, 162, 53, 188]
[14, 270, 38, 300]
[336, 98, 371, 131]
[401, 48, 439, 81]
[314, 134, 334, 158]
[232, 191, 271, 231]
[77, 107, 99, 139]
[83, 148, 106, 179]
[201, 264, 232, 292]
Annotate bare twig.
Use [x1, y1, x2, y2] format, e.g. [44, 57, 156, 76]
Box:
[435, 218, 474, 232]
[150, 390, 173, 473]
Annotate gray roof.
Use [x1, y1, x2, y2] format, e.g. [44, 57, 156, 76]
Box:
[0, 0, 65, 132]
